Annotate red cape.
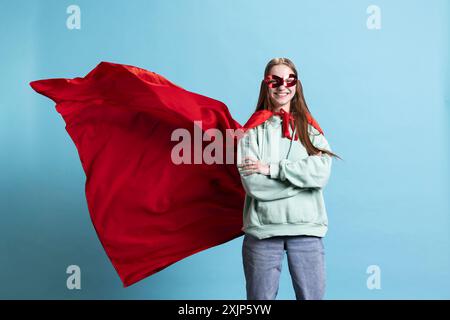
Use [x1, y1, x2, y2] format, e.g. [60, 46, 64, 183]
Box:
[29, 61, 323, 287]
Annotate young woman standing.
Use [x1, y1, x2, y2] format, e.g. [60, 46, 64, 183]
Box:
[237, 57, 340, 300]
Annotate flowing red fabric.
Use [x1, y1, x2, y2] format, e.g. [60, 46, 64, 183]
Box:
[29, 61, 323, 287]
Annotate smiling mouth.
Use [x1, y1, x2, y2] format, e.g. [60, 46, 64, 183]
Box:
[275, 92, 289, 97]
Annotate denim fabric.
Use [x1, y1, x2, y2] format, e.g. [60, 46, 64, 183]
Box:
[242, 233, 326, 300]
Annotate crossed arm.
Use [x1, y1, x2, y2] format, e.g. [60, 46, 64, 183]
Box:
[236, 128, 332, 201]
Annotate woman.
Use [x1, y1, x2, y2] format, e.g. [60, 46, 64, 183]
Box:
[237, 57, 340, 300]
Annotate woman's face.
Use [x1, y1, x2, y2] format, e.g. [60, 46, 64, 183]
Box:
[267, 64, 297, 110]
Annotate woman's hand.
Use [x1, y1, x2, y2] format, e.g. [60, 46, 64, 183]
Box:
[238, 152, 322, 176]
[237, 157, 270, 176]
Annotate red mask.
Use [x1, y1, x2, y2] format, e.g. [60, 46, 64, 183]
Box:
[264, 73, 297, 88]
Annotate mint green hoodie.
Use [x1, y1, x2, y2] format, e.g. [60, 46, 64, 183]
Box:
[236, 114, 333, 239]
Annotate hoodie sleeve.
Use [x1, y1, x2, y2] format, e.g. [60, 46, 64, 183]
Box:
[237, 127, 307, 201]
[269, 127, 332, 189]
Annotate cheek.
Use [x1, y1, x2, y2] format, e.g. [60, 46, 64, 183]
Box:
[288, 87, 296, 99]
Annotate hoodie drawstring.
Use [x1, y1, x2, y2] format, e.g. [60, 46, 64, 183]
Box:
[286, 125, 296, 159]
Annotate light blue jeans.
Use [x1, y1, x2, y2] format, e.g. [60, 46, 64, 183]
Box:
[242, 233, 326, 300]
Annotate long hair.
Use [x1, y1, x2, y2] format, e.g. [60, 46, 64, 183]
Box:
[255, 57, 342, 160]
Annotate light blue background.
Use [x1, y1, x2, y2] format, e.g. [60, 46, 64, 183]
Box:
[1, 0, 449, 299]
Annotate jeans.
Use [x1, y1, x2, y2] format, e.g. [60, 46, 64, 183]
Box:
[242, 233, 326, 300]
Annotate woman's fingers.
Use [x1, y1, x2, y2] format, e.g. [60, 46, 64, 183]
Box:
[239, 165, 257, 174]
[239, 162, 258, 175]
[238, 157, 263, 175]
[238, 159, 257, 168]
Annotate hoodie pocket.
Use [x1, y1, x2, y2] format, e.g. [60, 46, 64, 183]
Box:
[256, 190, 318, 225]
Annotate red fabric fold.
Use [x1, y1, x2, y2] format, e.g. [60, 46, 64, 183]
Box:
[29, 61, 324, 287]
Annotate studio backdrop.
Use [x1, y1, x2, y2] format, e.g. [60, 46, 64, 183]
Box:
[1, 0, 449, 299]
